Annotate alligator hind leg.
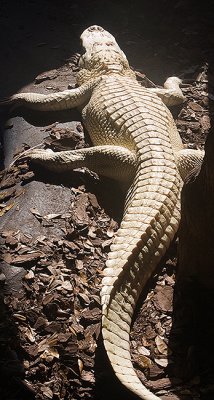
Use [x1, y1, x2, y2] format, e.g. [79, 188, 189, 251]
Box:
[24, 145, 137, 185]
[149, 76, 185, 106]
[176, 148, 205, 181]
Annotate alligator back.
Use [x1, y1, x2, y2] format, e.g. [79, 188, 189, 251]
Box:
[83, 75, 182, 399]
[83, 74, 183, 153]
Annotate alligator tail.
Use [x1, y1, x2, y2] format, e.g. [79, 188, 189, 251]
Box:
[101, 159, 181, 400]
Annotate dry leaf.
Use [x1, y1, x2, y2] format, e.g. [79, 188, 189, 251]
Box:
[81, 370, 95, 383]
[12, 252, 41, 266]
[23, 326, 36, 343]
[101, 238, 113, 249]
[42, 386, 53, 399]
[78, 358, 84, 374]
[60, 281, 73, 291]
[134, 354, 151, 369]
[13, 313, 26, 321]
[30, 208, 42, 220]
[200, 115, 211, 131]
[44, 213, 62, 220]
[188, 101, 203, 112]
[154, 358, 169, 368]
[5, 235, 18, 247]
[137, 345, 150, 356]
[0, 187, 15, 201]
[88, 226, 96, 238]
[35, 69, 59, 84]
[25, 270, 35, 280]
[40, 347, 59, 361]
[153, 285, 173, 313]
[0, 176, 16, 189]
[106, 227, 115, 238]
[155, 336, 168, 355]
[0, 202, 15, 217]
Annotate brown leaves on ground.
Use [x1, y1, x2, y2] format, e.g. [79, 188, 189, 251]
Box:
[0, 175, 118, 399]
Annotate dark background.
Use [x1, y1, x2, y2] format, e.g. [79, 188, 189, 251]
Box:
[1, 0, 213, 97]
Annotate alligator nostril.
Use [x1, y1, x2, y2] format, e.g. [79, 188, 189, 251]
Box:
[88, 25, 104, 32]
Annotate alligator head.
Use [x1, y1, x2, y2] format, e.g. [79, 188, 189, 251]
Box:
[77, 25, 134, 83]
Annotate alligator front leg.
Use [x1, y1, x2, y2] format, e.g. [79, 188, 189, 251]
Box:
[0, 79, 100, 113]
[149, 76, 185, 106]
[25, 145, 137, 185]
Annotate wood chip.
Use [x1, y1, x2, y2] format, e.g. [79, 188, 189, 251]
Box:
[24, 270, 35, 280]
[153, 286, 173, 313]
[155, 336, 168, 355]
[12, 252, 42, 266]
[0, 202, 15, 216]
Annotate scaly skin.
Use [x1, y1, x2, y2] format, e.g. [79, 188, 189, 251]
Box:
[1, 25, 205, 400]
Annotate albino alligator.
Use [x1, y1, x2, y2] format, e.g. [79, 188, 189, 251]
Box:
[1, 26, 205, 400]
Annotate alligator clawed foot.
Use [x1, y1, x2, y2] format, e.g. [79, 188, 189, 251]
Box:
[13, 148, 55, 168]
[26, 148, 54, 162]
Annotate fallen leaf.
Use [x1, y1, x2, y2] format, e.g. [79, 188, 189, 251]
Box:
[88, 225, 97, 238]
[88, 192, 99, 208]
[0, 202, 15, 216]
[0, 187, 15, 201]
[60, 281, 73, 291]
[154, 358, 169, 368]
[0, 176, 16, 189]
[35, 69, 59, 83]
[188, 101, 203, 112]
[153, 285, 173, 313]
[30, 208, 42, 220]
[13, 313, 26, 321]
[155, 336, 168, 355]
[133, 354, 152, 369]
[23, 326, 36, 343]
[137, 345, 151, 356]
[24, 270, 35, 280]
[40, 347, 59, 361]
[12, 252, 42, 266]
[81, 307, 101, 322]
[34, 316, 48, 330]
[81, 370, 95, 383]
[78, 293, 90, 304]
[148, 377, 177, 390]
[78, 358, 84, 374]
[44, 213, 62, 220]
[101, 238, 113, 249]
[200, 115, 211, 132]
[5, 235, 18, 247]
[42, 293, 55, 306]
[42, 386, 53, 399]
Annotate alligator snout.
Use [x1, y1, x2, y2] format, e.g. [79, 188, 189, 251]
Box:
[88, 25, 104, 32]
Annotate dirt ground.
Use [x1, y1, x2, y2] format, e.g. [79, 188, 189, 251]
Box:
[0, 1, 214, 399]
